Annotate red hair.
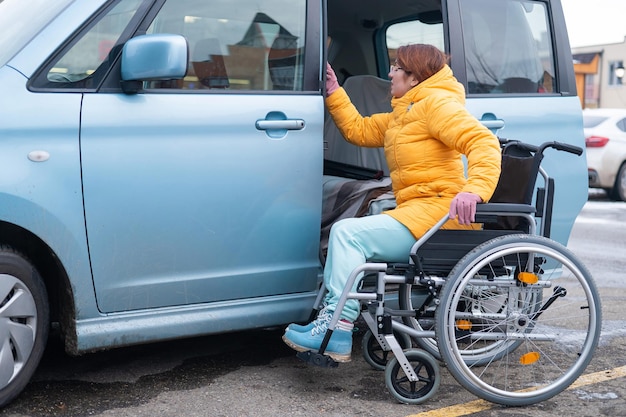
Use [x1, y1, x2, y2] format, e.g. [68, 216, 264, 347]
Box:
[396, 44, 448, 83]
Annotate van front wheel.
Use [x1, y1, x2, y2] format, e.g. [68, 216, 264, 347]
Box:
[0, 247, 49, 408]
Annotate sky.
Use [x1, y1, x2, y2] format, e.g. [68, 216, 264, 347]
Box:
[561, 0, 626, 48]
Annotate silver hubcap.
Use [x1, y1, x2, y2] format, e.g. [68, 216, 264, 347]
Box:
[0, 275, 37, 387]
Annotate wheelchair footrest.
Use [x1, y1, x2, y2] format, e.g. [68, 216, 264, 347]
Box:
[296, 351, 339, 368]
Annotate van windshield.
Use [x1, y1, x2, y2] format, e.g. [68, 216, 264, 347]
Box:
[0, 0, 74, 67]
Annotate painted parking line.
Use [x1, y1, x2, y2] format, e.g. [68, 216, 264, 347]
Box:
[406, 365, 626, 417]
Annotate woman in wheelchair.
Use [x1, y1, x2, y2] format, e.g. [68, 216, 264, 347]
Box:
[282, 44, 502, 362]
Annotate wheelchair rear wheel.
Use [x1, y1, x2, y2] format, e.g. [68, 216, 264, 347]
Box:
[436, 234, 601, 406]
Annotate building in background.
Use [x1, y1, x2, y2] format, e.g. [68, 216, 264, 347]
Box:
[572, 37, 626, 109]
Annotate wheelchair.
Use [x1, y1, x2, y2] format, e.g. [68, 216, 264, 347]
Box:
[296, 139, 602, 407]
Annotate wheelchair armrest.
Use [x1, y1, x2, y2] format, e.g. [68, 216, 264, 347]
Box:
[476, 203, 536, 214]
[475, 203, 537, 234]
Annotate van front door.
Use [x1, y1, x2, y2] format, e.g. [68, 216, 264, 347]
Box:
[79, 0, 324, 313]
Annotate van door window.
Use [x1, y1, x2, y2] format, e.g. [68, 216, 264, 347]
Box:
[145, 0, 306, 91]
[36, 0, 144, 89]
[461, 0, 555, 94]
[385, 17, 444, 70]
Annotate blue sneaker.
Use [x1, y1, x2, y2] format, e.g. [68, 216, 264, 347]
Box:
[282, 315, 353, 363]
[286, 306, 332, 333]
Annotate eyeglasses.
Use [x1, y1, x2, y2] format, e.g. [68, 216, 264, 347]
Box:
[390, 63, 410, 74]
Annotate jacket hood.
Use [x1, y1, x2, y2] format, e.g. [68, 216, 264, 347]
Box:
[391, 65, 465, 111]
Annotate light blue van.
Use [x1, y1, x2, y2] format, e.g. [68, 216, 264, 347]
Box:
[0, 0, 585, 406]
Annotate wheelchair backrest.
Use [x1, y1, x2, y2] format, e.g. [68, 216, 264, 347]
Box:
[490, 141, 544, 206]
[483, 141, 545, 231]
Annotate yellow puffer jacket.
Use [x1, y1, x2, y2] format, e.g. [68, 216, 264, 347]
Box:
[325, 65, 501, 238]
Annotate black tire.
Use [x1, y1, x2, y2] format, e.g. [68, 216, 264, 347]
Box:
[436, 234, 601, 406]
[609, 162, 626, 201]
[384, 349, 440, 404]
[0, 247, 49, 408]
[361, 328, 412, 371]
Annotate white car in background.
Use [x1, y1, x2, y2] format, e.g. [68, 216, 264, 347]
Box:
[584, 108, 626, 201]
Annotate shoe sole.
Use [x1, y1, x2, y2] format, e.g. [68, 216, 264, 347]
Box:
[282, 335, 351, 363]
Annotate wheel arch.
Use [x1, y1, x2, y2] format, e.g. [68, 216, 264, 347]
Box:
[0, 221, 78, 353]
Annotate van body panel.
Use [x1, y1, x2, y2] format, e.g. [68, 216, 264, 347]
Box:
[465, 96, 586, 244]
[0, 0, 584, 353]
[80, 93, 324, 313]
[0, 66, 99, 316]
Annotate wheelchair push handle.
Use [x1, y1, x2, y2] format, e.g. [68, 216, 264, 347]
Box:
[498, 137, 538, 153]
[542, 141, 583, 156]
[498, 137, 583, 157]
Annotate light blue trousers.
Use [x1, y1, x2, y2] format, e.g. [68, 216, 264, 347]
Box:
[323, 214, 417, 322]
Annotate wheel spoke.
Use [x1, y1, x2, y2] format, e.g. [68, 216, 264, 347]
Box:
[397, 375, 409, 384]
[0, 334, 17, 386]
[1, 288, 36, 320]
[0, 276, 19, 305]
[6, 320, 35, 362]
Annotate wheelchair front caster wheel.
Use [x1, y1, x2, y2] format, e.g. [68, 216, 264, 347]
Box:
[362, 329, 412, 371]
[385, 349, 440, 404]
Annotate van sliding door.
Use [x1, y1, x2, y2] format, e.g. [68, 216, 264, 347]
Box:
[447, 0, 586, 246]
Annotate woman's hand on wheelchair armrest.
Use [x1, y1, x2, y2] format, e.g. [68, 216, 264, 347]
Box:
[449, 192, 483, 225]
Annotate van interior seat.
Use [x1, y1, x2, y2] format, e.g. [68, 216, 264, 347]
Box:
[324, 75, 392, 175]
[320, 75, 395, 258]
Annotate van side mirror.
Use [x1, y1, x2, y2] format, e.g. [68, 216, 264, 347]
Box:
[120, 34, 188, 94]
